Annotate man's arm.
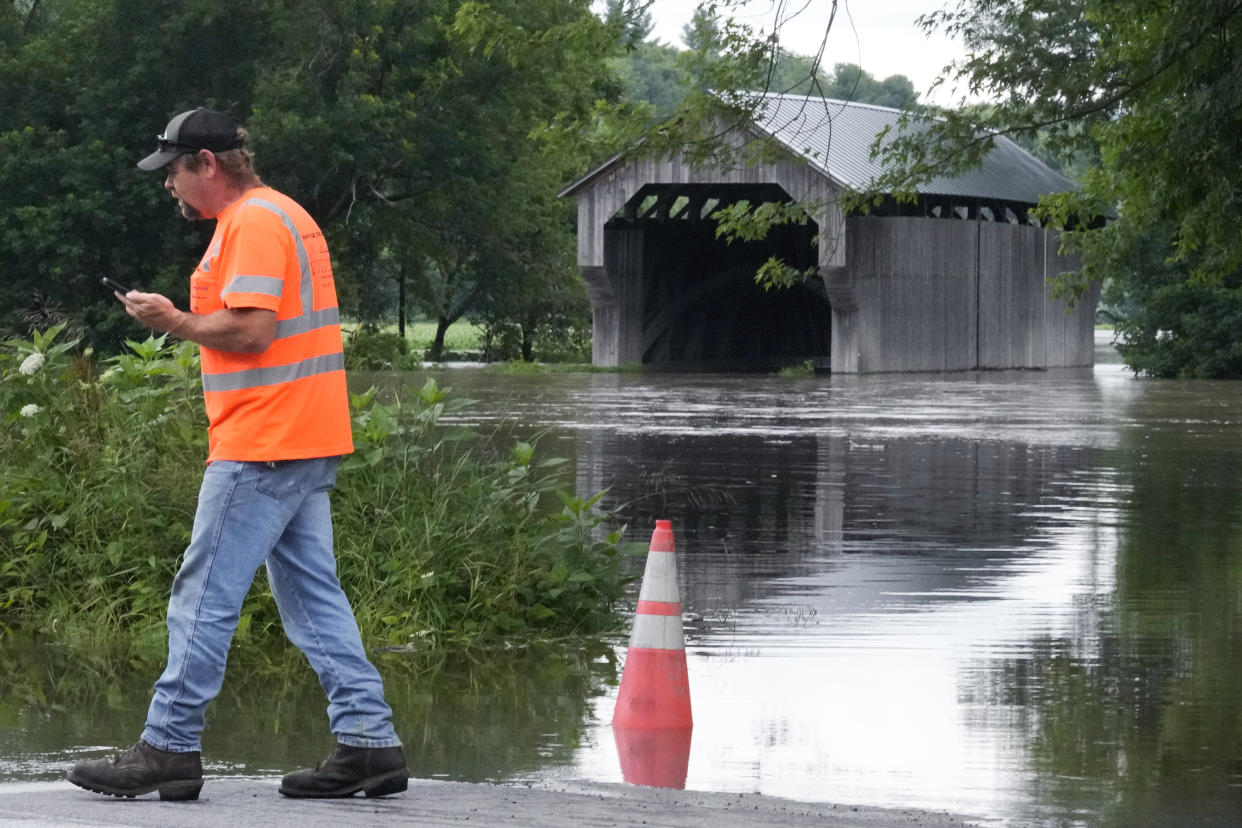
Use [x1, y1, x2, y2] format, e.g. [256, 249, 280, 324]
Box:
[118, 290, 276, 353]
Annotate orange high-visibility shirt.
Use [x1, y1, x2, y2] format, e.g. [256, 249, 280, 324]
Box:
[189, 187, 354, 463]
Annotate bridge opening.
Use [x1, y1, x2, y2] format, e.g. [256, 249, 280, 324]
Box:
[604, 183, 830, 371]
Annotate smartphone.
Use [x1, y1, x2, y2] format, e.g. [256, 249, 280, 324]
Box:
[101, 277, 134, 294]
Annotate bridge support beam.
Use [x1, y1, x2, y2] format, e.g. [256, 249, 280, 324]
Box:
[587, 228, 646, 367]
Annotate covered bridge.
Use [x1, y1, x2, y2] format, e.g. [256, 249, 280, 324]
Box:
[560, 93, 1100, 373]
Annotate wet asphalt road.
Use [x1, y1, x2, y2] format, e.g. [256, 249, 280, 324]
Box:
[0, 777, 981, 827]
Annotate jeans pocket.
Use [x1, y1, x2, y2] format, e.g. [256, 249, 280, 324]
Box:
[252, 461, 308, 500]
[312, 457, 341, 494]
[253, 457, 340, 498]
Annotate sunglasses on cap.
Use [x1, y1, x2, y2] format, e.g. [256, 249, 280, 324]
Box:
[155, 135, 207, 154]
[154, 134, 243, 154]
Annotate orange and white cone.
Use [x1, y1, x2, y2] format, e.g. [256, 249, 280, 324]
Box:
[613, 519, 692, 729]
[613, 519, 693, 788]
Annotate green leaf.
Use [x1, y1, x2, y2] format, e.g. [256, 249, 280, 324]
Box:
[512, 441, 535, 466]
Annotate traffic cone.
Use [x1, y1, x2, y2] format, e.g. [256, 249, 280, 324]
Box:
[613, 519, 693, 789]
[613, 519, 692, 729]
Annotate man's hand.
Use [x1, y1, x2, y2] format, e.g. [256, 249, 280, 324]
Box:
[118, 290, 182, 334]
[119, 291, 277, 354]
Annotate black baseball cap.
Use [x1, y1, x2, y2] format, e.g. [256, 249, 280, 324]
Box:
[137, 107, 244, 171]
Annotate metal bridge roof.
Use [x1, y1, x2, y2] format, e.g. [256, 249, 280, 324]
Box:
[562, 93, 1076, 206]
[752, 93, 1076, 203]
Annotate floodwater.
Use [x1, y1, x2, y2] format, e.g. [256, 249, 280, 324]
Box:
[3, 333, 1242, 827]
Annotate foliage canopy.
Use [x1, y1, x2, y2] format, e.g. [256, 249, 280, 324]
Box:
[0, 0, 625, 357]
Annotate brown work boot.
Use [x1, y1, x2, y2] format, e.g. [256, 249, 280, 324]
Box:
[67, 740, 203, 800]
[279, 743, 408, 798]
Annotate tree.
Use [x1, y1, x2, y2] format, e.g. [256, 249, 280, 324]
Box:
[469, 228, 589, 362]
[0, 0, 275, 349]
[604, 0, 653, 49]
[609, 40, 686, 118]
[249, 0, 624, 355]
[608, 35, 918, 124]
[818, 63, 916, 109]
[866, 0, 1242, 376]
[765, 58, 917, 107]
[0, 0, 627, 358]
[680, 2, 721, 52]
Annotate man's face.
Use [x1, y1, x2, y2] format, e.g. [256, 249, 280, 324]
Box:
[164, 154, 207, 220]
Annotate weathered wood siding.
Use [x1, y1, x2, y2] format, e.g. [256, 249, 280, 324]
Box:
[846, 216, 1095, 372]
[592, 228, 645, 366]
[1044, 231, 1099, 367]
[978, 221, 1046, 368]
[849, 217, 979, 372]
[977, 222, 1094, 368]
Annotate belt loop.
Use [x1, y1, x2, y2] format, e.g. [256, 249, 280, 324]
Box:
[265, 460, 277, 469]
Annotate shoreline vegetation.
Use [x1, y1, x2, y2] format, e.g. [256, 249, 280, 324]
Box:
[0, 327, 633, 666]
[344, 321, 644, 374]
[343, 321, 821, 377]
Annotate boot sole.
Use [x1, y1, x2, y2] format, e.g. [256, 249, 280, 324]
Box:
[67, 771, 203, 801]
[279, 768, 408, 799]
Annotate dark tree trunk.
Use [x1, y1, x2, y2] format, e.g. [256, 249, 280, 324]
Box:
[430, 315, 450, 360]
[397, 271, 406, 339]
[520, 324, 534, 362]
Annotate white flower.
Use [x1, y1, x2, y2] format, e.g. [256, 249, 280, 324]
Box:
[18, 352, 44, 376]
[19, 403, 41, 417]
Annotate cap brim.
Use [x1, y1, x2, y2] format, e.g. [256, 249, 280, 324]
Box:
[137, 149, 180, 171]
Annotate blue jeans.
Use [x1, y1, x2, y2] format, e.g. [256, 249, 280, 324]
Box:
[142, 456, 400, 752]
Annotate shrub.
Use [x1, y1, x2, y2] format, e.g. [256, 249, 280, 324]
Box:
[293, 378, 630, 648]
[343, 325, 411, 371]
[1115, 281, 1242, 378]
[0, 326, 206, 653]
[0, 329, 628, 660]
[535, 324, 592, 364]
[776, 360, 816, 377]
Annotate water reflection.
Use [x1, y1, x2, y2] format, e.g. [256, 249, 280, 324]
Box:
[565, 431, 1129, 824]
[0, 643, 616, 784]
[409, 349, 1241, 827]
[1002, 425, 1242, 828]
[5, 338, 1242, 827]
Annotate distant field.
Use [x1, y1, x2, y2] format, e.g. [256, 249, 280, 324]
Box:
[405, 321, 485, 351]
[343, 320, 485, 352]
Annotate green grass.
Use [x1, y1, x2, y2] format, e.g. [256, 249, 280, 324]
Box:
[341, 320, 485, 353]
[776, 360, 816, 377]
[404, 321, 485, 352]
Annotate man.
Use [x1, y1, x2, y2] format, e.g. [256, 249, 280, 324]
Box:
[67, 107, 407, 801]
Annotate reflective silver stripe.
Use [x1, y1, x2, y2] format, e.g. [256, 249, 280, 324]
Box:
[635, 551, 680, 603]
[202, 352, 345, 393]
[222, 275, 283, 298]
[275, 307, 340, 339]
[203, 196, 342, 392]
[200, 237, 221, 272]
[628, 613, 686, 650]
[243, 198, 313, 315]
